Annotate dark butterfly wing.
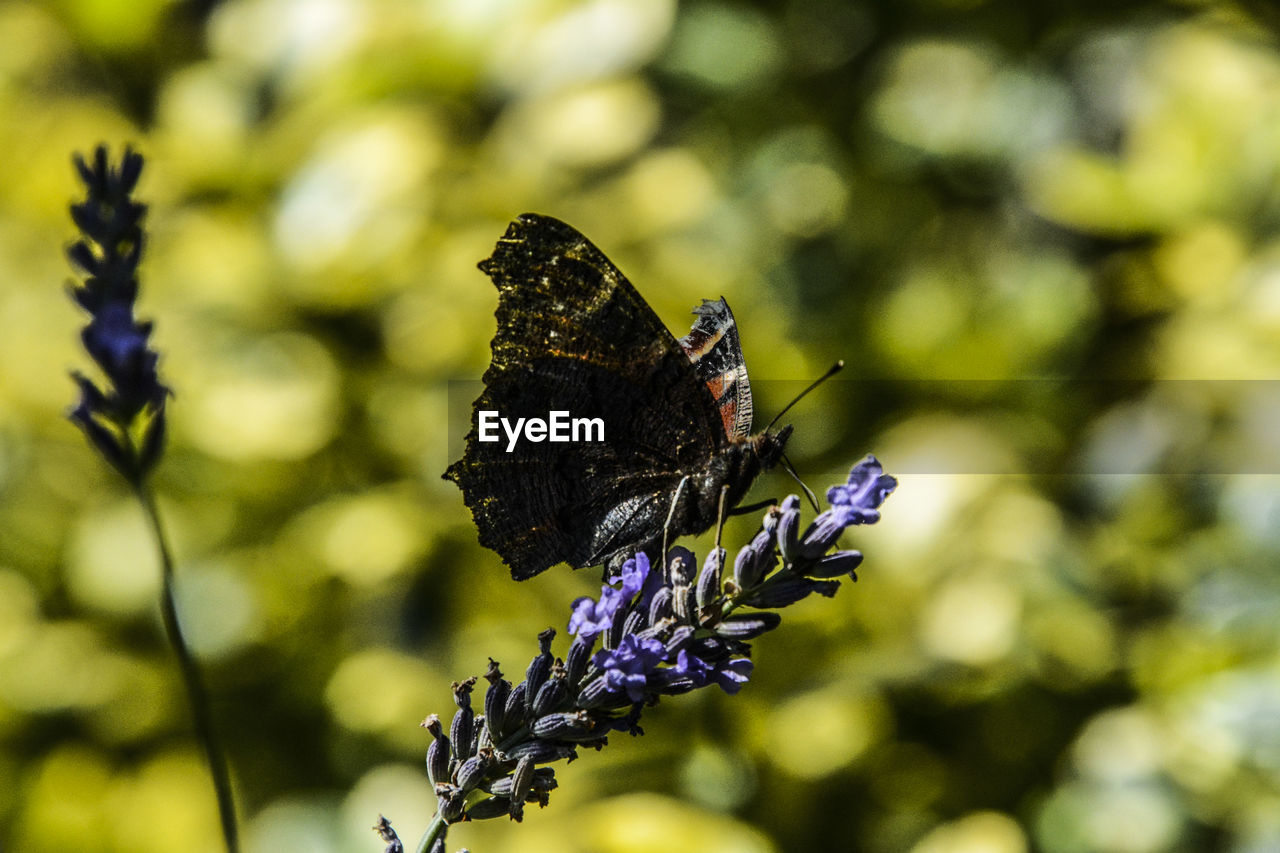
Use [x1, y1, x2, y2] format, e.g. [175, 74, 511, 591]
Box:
[678, 298, 754, 440]
[445, 214, 729, 579]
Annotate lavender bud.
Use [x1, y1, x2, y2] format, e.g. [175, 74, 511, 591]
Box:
[511, 755, 535, 796]
[504, 682, 528, 729]
[620, 608, 646, 639]
[737, 540, 752, 589]
[68, 373, 107, 411]
[503, 740, 578, 764]
[452, 677, 476, 711]
[438, 785, 467, 822]
[733, 542, 761, 589]
[524, 631, 555, 712]
[696, 548, 724, 609]
[427, 836, 445, 853]
[690, 635, 741, 663]
[664, 625, 694, 656]
[484, 676, 511, 741]
[455, 755, 489, 793]
[755, 533, 780, 581]
[799, 511, 848, 560]
[648, 587, 674, 624]
[762, 502, 783, 535]
[714, 612, 782, 639]
[672, 582, 696, 623]
[68, 403, 130, 476]
[421, 714, 445, 740]
[534, 768, 559, 796]
[508, 755, 534, 821]
[373, 815, 402, 852]
[803, 550, 863, 579]
[450, 705, 474, 761]
[634, 619, 673, 645]
[531, 677, 568, 717]
[471, 718, 491, 755]
[743, 576, 840, 608]
[656, 675, 699, 694]
[565, 634, 595, 689]
[576, 675, 640, 709]
[465, 797, 511, 821]
[426, 736, 451, 787]
[490, 764, 556, 798]
[575, 677, 608, 708]
[777, 500, 801, 564]
[118, 146, 144, 189]
[531, 710, 594, 739]
[668, 548, 696, 586]
[66, 241, 99, 275]
[604, 606, 625, 650]
[137, 406, 167, 474]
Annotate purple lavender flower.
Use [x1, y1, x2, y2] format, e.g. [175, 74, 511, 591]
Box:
[569, 552, 651, 638]
[669, 649, 754, 695]
[618, 550, 651, 595]
[711, 656, 754, 694]
[594, 634, 667, 701]
[827, 455, 898, 524]
[66, 145, 168, 485]
[797, 456, 898, 560]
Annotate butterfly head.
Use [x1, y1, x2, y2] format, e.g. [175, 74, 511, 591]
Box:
[755, 423, 793, 471]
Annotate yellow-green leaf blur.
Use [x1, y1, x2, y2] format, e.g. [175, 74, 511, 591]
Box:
[1, 1, 1279, 851]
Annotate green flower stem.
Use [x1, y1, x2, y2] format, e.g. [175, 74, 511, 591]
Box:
[415, 812, 447, 853]
[134, 483, 240, 853]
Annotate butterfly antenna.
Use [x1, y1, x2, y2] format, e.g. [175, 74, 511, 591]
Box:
[662, 475, 689, 565]
[781, 452, 821, 512]
[765, 360, 844, 433]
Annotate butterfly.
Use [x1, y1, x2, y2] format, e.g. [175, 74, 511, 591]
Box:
[444, 214, 792, 580]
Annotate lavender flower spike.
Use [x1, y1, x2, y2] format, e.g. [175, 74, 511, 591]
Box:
[66, 145, 169, 485]
[392, 457, 896, 853]
[64, 146, 238, 853]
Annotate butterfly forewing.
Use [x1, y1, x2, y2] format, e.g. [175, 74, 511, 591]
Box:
[446, 214, 734, 579]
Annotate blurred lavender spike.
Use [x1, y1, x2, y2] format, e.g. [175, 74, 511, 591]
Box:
[66, 144, 169, 485]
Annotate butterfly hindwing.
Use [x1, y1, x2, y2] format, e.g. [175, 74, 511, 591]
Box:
[679, 298, 754, 440]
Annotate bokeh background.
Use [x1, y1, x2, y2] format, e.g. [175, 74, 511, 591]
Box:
[2, 0, 1280, 851]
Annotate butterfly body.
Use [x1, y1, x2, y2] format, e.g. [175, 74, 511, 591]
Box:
[445, 214, 790, 580]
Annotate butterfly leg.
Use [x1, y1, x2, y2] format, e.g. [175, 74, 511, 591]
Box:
[714, 485, 730, 552]
[660, 475, 690, 567]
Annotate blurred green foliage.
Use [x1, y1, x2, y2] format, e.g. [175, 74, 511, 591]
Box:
[1, 0, 1279, 851]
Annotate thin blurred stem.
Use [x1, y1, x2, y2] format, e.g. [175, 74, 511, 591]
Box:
[415, 813, 447, 853]
[135, 482, 240, 853]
